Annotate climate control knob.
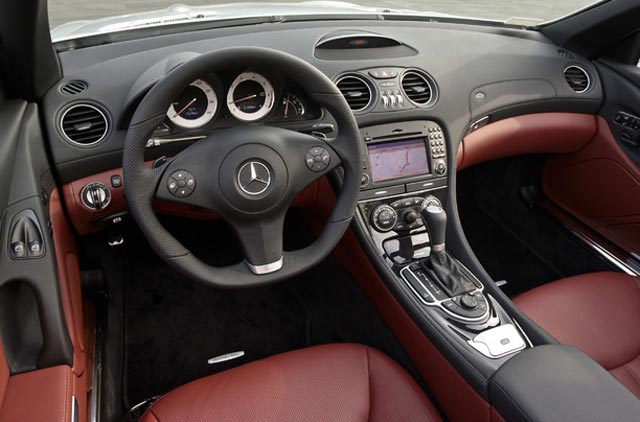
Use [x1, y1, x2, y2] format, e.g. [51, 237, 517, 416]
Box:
[371, 205, 398, 232]
[404, 210, 418, 224]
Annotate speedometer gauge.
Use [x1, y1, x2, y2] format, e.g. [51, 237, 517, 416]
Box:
[227, 72, 275, 121]
[167, 79, 217, 129]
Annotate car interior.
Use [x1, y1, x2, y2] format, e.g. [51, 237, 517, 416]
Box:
[1, 0, 640, 421]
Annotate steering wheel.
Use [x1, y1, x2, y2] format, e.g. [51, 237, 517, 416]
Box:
[123, 47, 364, 288]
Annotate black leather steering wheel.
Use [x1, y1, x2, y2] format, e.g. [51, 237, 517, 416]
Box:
[123, 47, 363, 288]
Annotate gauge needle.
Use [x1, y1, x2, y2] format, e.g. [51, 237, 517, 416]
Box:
[175, 98, 197, 116]
[284, 94, 290, 117]
[229, 94, 257, 105]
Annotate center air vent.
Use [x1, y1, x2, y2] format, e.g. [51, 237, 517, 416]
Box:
[564, 65, 590, 93]
[401, 71, 434, 106]
[336, 75, 372, 112]
[60, 104, 108, 146]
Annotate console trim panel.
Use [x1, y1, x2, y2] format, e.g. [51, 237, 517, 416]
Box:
[400, 262, 491, 323]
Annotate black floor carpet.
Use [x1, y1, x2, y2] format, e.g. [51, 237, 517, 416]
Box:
[122, 213, 419, 407]
[457, 158, 616, 298]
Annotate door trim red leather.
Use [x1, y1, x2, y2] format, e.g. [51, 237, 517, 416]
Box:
[542, 116, 640, 254]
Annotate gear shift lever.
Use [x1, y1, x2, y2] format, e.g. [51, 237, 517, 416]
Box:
[420, 197, 476, 297]
[421, 197, 446, 253]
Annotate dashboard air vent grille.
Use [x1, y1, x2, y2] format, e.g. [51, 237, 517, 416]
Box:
[60, 104, 108, 146]
[564, 66, 590, 93]
[401, 71, 433, 105]
[336, 75, 372, 112]
[60, 80, 88, 95]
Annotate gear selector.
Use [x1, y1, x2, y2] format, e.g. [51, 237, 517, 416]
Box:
[420, 197, 477, 297]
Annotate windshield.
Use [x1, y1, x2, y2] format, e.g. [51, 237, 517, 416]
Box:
[48, 1, 604, 42]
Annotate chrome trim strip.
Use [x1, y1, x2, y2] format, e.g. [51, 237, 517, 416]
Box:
[72, 396, 79, 422]
[431, 244, 445, 252]
[512, 317, 534, 348]
[207, 351, 245, 364]
[245, 257, 283, 275]
[568, 228, 640, 276]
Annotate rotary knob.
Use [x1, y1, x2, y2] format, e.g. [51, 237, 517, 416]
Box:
[404, 210, 418, 224]
[371, 205, 398, 232]
[460, 294, 479, 310]
[80, 182, 111, 211]
[434, 159, 447, 176]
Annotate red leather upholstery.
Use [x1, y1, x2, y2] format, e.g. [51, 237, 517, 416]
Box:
[514, 272, 640, 398]
[143, 344, 441, 422]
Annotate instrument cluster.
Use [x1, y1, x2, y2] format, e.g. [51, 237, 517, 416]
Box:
[164, 69, 317, 133]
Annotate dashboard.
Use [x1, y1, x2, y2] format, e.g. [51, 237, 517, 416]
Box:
[43, 20, 602, 187]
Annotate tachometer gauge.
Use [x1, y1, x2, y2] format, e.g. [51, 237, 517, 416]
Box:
[167, 79, 217, 129]
[227, 72, 275, 122]
[280, 92, 306, 119]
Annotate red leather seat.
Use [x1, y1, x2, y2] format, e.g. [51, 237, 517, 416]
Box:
[514, 272, 640, 398]
[142, 343, 441, 422]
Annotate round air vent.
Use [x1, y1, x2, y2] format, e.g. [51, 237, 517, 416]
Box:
[336, 75, 372, 112]
[564, 65, 590, 93]
[60, 104, 108, 146]
[401, 70, 434, 106]
[60, 80, 88, 95]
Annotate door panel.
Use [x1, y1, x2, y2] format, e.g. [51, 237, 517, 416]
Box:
[542, 60, 640, 255]
[0, 100, 73, 372]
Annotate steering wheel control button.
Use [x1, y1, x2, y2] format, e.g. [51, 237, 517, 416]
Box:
[168, 170, 196, 198]
[237, 161, 271, 196]
[306, 147, 331, 172]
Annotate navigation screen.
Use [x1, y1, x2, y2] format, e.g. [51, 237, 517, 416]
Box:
[368, 139, 429, 182]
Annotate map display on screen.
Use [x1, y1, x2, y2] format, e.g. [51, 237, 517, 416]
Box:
[367, 139, 429, 182]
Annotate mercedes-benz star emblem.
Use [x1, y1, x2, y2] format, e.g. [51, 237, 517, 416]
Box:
[237, 161, 272, 195]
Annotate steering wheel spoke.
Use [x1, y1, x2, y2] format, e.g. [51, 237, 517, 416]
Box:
[228, 213, 286, 274]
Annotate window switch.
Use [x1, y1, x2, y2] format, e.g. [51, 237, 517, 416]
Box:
[28, 241, 43, 258]
[10, 241, 26, 258]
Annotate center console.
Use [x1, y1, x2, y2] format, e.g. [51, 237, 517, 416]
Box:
[357, 121, 528, 361]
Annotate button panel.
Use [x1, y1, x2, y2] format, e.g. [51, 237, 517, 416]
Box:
[614, 111, 640, 131]
[305, 147, 331, 172]
[428, 126, 446, 159]
[167, 170, 196, 198]
[389, 197, 425, 232]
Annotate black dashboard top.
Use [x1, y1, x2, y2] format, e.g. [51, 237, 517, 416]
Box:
[42, 19, 602, 183]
